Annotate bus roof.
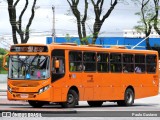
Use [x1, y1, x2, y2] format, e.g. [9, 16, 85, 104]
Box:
[48, 43, 157, 54]
[10, 43, 158, 54]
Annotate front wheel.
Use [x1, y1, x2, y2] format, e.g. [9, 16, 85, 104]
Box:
[28, 101, 46, 108]
[117, 88, 134, 106]
[61, 90, 79, 108]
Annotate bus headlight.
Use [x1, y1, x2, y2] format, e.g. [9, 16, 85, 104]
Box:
[8, 86, 12, 93]
[38, 85, 50, 94]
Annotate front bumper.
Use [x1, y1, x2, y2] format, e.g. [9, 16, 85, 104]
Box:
[7, 88, 52, 102]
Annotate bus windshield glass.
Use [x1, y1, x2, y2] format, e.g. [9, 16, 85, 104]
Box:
[8, 55, 50, 80]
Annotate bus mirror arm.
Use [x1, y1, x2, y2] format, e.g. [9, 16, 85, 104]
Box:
[3, 53, 9, 71]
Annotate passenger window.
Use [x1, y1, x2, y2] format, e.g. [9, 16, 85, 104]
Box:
[135, 54, 145, 73]
[110, 53, 122, 72]
[83, 52, 96, 72]
[97, 53, 109, 72]
[146, 55, 157, 73]
[123, 54, 134, 73]
[69, 51, 83, 72]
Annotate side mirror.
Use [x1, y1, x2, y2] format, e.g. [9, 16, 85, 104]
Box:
[3, 53, 9, 71]
[55, 60, 60, 69]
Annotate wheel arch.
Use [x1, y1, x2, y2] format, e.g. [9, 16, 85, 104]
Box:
[126, 85, 135, 96]
[61, 86, 79, 108]
[68, 86, 79, 98]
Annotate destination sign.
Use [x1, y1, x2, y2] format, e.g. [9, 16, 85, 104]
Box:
[10, 46, 48, 52]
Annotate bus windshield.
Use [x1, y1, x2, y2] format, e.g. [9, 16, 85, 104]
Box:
[8, 55, 50, 80]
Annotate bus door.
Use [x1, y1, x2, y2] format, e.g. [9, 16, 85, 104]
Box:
[82, 52, 96, 100]
[51, 50, 65, 101]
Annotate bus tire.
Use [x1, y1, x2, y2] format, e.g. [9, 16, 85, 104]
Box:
[28, 101, 46, 108]
[117, 88, 134, 106]
[61, 89, 78, 108]
[87, 101, 103, 107]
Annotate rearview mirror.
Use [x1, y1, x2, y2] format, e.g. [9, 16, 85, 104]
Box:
[55, 60, 60, 69]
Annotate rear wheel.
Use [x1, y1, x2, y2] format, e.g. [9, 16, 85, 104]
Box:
[28, 101, 46, 108]
[117, 88, 134, 106]
[61, 89, 78, 108]
[87, 101, 103, 107]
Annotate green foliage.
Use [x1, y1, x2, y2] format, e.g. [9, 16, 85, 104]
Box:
[134, 25, 144, 33]
[0, 48, 7, 55]
[65, 33, 72, 42]
[81, 34, 93, 43]
[64, 33, 79, 44]
[0, 48, 8, 74]
[133, 0, 156, 33]
[0, 56, 7, 74]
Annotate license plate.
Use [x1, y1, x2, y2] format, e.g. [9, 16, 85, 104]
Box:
[20, 94, 28, 98]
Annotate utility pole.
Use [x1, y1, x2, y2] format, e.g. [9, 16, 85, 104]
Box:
[52, 6, 55, 43]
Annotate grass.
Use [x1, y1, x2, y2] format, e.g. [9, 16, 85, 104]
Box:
[0, 66, 8, 74]
[0, 70, 8, 74]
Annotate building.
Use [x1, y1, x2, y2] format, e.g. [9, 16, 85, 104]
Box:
[46, 36, 160, 50]
[123, 29, 160, 38]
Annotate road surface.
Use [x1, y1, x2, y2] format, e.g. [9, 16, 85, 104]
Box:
[0, 92, 160, 119]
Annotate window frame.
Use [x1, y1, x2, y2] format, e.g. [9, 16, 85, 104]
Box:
[69, 51, 83, 72]
[134, 54, 146, 73]
[83, 51, 96, 72]
[110, 53, 122, 73]
[122, 54, 134, 73]
[97, 52, 109, 73]
[146, 54, 157, 74]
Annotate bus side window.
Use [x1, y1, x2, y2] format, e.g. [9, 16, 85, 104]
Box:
[83, 52, 96, 72]
[146, 55, 157, 73]
[110, 53, 122, 72]
[123, 54, 134, 73]
[69, 51, 83, 72]
[135, 54, 145, 73]
[97, 53, 109, 72]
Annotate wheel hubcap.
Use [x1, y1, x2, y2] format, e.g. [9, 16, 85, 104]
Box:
[68, 94, 74, 104]
[126, 92, 133, 103]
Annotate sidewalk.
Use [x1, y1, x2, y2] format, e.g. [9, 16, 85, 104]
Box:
[0, 93, 28, 105]
[0, 74, 7, 92]
[0, 82, 27, 105]
[0, 83, 7, 92]
[0, 74, 7, 83]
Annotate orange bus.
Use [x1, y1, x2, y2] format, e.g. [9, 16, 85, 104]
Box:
[3, 43, 159, 108]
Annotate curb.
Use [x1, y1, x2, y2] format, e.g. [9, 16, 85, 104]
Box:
[0, 103, 28, 106]
[0, 90, 7, 92]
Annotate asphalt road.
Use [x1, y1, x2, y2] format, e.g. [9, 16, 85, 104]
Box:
[0, 94, 160, 119]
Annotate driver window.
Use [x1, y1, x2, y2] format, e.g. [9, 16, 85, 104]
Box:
[52, 57, 64, 73]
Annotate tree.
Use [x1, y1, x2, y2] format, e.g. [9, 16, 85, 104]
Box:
[134, 0, 157, 50]
[91, 0, 118, 44]
[7, 0, 37, 44]
[0, 48, 7, 73]
[67, 0, 118, 45]
[153, 0, 160, 35]
[0, 48, 7, 55]
[67, 0, 89, 45]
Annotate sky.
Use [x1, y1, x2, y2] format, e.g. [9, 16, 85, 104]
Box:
[0, 0, 140, 46]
